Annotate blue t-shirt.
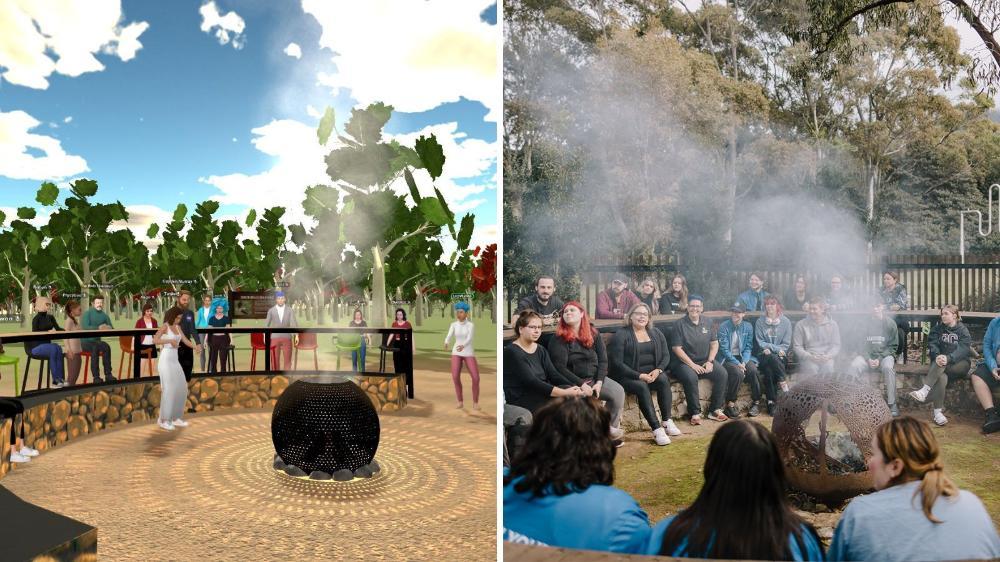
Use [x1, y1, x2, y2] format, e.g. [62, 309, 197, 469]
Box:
[502, 470, 650, 553]
[828, 481, 1000, 562]
[645, 516, 825, 560]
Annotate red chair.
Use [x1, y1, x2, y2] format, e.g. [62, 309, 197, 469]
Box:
[293, 332, 319, 370]
[249, 332, 277, 371]
[118, 336, 154, 379]
[80, 351, 92, 384]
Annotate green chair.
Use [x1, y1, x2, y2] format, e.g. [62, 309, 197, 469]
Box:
[0, 353, 21, 396]
[335, 333, 363, 371]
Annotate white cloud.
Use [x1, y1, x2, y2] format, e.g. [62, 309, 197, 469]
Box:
[198, 118, 333, 229]
[0, 0, 149, 89]
[284, 42, 302, 59]
[306, 105, 322, 118]
[302, 0, 499, 121]
[199, 1, 246, 50]
[0, 109, 89, 180]
[63, 116, 73, 123]
[110, 204, 175, 250]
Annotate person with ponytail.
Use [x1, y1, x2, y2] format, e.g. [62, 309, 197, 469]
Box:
[646, 419, 824, 560]
[829, 416, 999, 561]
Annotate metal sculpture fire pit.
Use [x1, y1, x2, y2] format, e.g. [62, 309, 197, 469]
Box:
[772, 375, 892, 504]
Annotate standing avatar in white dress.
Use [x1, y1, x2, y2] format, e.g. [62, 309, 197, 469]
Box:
[444, 301, 481, 410]
[155, 307, 197, 431]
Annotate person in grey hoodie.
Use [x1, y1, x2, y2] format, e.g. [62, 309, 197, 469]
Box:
[909, 304, 972, 426]
[792, 297, 841, 377]
[849, 300, 900, 416]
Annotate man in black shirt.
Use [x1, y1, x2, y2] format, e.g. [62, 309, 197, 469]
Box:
[514, 275, 564, 326]
[176, 290, 203, 382]
[25, 297, 67, 387]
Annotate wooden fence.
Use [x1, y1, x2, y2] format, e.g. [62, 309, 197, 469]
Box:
[505, 254, 1000, 322]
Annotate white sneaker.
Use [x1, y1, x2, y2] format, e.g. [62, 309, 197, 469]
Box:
[158, 420, 175, 431]
[18, 446, 39, 457]
[662, 419, 682, 436]
[909, 386, 930, 403]
[609, 426, 624, 439]
[933, 411, 948, 426]
[10, 451, 30, 463]
[780, 381, 790, 393]
[171, 419, 189, 427]
[652, 427, 671, 446]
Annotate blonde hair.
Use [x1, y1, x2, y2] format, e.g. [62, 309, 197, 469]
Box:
[875, 417, 958, 523]
[669, 274, 689, 311]
[940, 304, 961, 323]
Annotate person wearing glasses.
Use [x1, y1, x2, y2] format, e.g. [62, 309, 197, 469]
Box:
[668, 295, 729, 424]
[596, 274, 641, 320]
[504, 311, 586, 413]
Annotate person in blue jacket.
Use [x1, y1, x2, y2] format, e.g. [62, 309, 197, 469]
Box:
[972, 315, 1000, 433]
[717, 303, 761, 418]
[503, 396, 650, 553]
[734, 272, 769, 313]
[646, 419, 824, 561]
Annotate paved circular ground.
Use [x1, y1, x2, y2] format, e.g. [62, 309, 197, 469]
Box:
[2, 409, 496, 560]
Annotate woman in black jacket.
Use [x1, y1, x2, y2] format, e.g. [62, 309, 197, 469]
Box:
[608, 303, 678, 446]
[909, 304, 972, 426]
[548, 301, 627, 442]
[504, 311, 586, 413]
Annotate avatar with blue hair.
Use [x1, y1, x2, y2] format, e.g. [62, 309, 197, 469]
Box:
[445, 301, 481, 410]
[206, 296, 232, 373]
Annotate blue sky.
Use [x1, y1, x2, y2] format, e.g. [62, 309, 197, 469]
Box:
[0, 0, 498, 248]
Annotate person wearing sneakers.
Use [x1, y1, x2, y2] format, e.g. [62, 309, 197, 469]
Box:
[755, 296, 792, 416]
[445, 302, 481, 411]
[792, 297, 841, 377]
[0, 382, 39, 464]
[548, 301, 627, 445]
[909, 305, 972, 426]
[717, 303, 761, 418]
[849, 300, 900, 416]
[153, 307, 198, 431]
[608, 303, 679, 446]
[668, 295, 729, 424]
[972, 315, 1000, 434]
[24, 296, 67, 388]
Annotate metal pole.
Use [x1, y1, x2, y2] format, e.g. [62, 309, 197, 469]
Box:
[264, 330, 271, 372]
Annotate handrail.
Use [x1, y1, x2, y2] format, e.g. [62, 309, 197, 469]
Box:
[0, 326, 415, 398]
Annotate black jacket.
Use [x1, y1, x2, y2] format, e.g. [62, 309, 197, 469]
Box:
[607, 326, 670, 382]
[928, 321, 972, 364]
[547, 328, 608, 385]
[180, 308, 200, 344]
[25, 312, 63, 354]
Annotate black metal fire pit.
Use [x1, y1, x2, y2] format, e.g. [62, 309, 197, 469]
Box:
[271, 377, 382, 481]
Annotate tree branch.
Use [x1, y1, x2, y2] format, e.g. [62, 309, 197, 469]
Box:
[383, 223, 432, 256]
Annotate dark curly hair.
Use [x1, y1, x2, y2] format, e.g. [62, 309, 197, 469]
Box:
[504, 397, 615, 497]
[163, 306, 184, 326]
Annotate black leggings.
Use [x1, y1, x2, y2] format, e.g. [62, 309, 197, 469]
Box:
[614, 375, 672, 431]
[0, 398, 25, 446]
[723, 361, 761, 402]
[758, 353, 787, 403]
[669, 359, 727, 416]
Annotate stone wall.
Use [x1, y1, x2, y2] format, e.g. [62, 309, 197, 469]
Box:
[618, 369, 993, 432]
[0, 373, 407, 479]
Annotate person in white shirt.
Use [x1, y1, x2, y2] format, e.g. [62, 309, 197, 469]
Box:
[445, 301, 480, 410]
[265, 291, 297, 370]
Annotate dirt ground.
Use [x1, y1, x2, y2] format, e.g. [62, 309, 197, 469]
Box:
[1, 365, 499, 561]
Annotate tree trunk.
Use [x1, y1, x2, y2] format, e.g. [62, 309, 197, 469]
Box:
[314, 281, 326, 326]
[413, 284, 424, 327]
[19, 267, 31, 329]
[370, 244, 388, 327]
[80, 257, 92, 310]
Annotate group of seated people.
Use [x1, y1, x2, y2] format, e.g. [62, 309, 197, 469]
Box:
[504, 272, 1000, 453]
[503, 396, 1000, 560]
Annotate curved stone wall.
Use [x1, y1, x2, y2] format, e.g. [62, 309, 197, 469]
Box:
[0, 373, 407, 479]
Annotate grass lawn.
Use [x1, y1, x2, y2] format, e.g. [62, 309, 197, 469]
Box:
[615, 415, 1000, 528]
[0, 311, 497, 397]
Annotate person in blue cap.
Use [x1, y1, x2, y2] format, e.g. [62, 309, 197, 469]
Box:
[445, 301, 480, 410]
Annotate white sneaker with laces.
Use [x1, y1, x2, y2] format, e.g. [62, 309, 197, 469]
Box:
[158, 420, 175, 431]
[933, 411, 948, 426]
[909, 386, 930, 403]
[19, 446, 39, 457]
[10, 451, 30, 463]
[662, 419, 682, 436]
[609, 426, 624, 439]
[172, 419, 189, 427]
[652, 427, 671, 446]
